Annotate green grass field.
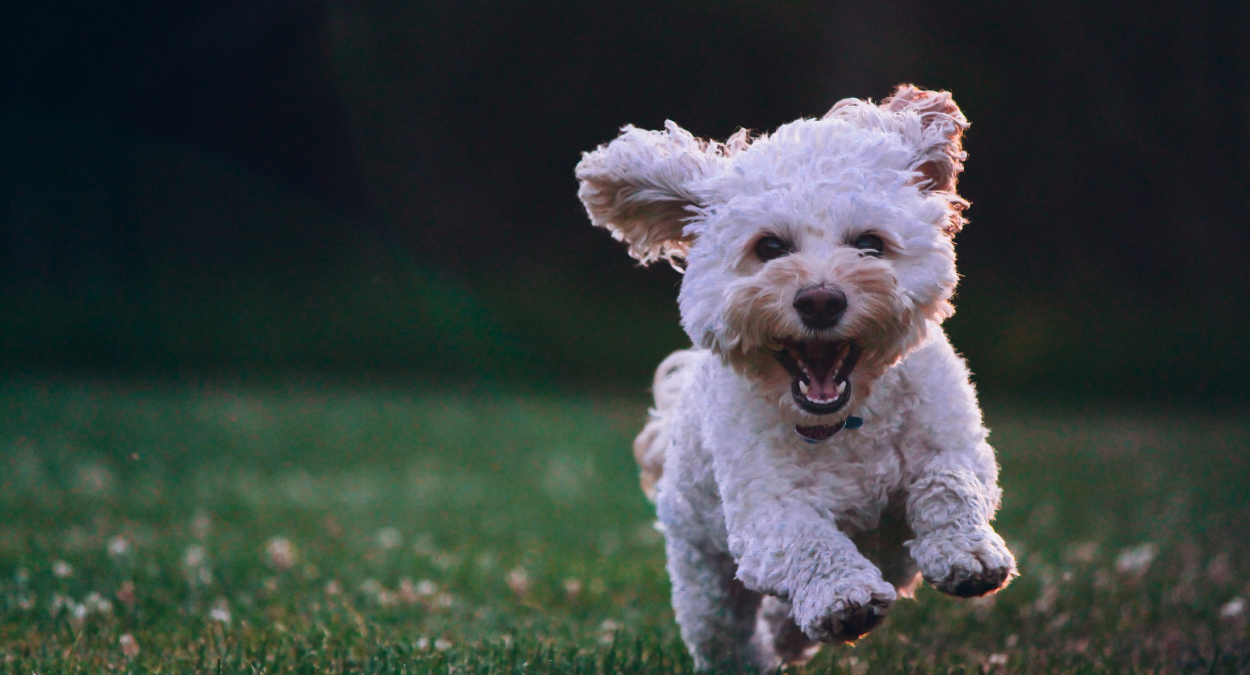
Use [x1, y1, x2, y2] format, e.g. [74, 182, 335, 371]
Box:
[0, 380, 1246, 673]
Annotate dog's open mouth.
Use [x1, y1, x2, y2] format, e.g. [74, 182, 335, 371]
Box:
[773, 340, 862, 415]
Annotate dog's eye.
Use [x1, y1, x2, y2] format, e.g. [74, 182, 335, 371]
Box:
[852, 234, 884, 256]
[754, 236, 791, 262]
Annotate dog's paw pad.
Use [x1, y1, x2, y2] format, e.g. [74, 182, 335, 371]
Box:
[913, 529, 1017, 598]
[933, 557, 1015, 598]
[806, 593, 892, 643]
[825, 597, 890, 642]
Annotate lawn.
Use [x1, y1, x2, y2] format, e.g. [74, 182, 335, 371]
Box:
[0, 380, 1246, 673]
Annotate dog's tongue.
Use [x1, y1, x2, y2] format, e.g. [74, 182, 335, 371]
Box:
[803, 342, 841, 402]
[806, 372, 839, 402]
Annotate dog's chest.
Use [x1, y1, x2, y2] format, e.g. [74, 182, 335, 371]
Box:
[709, 410, 906, 533]
[782, 431, 904, 530]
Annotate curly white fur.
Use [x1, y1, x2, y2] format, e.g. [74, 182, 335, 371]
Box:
[577, 85, 1016, 672]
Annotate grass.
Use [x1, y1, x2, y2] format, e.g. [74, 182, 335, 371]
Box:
[0, 380, 1247, 673]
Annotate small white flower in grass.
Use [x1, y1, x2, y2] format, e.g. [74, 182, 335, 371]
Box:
[265, 537, 299, 571]
[474, 551, 497, 571]
[50, 594, 69, 616]
[416, 637, 430, 650]
[108, 536, 130, 557]
[1115, 543, 1158, 578]
[417, 580, 437, 596]
[376, 527, 402, 550]
[1033, 583, 1058, 616]
[324, 580, 341, 596]
[183, 545, 213, 585]
[209, 598, 231, 624]
[506, 568, 530, 597]
[119, 633, 140, 658]
[360, 579, 382, 597]
[563, 578, 583, 600]
[85, 592, 112, 614]
[1207, 553, 1234, 585]
[75, 464, 114, 496]
[52, 560, 73, 578]
[71, 602, 88, 625]
[183, 545, 207, 569]
[1066, 541, 1099, 564]
[599, 619, 619, 645]
[116, 580, 136, 606]
[435, 593, 454, 608]
[191, 511, 212, 540]
[432, 551, 458, 570]
[434, 638, 452, 651]
[987, 653, 1009, 667]
[398, 579, 418, 604]
[1220, 597, 1246, 620]
[839, 656, 869, 675]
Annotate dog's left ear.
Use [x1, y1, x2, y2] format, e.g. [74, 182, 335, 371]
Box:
[880, 85, 968, 196]
[827, 84, 970, 234]
[576, 121, 726, 266]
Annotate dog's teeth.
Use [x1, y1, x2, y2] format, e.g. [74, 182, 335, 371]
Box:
[798, 380, 809, 395]
[836, 380, 847, 394]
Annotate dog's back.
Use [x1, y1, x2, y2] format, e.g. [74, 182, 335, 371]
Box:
[633, 349, 698, 500]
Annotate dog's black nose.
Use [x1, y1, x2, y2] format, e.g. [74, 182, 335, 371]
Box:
[793, 286, 847, 329]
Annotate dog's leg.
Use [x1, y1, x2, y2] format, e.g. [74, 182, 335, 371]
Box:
[897, 333, 1017, 597]
[721, 503, 897, 645]
[905, 467, 1017, 597]
[713, 441, 897, 645]
[666, 536, 762, 671]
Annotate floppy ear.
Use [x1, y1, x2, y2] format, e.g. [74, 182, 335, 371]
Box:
[576, 121, 724, 265]
[880, 84, 968, 197]
[826, 84, 970, 234]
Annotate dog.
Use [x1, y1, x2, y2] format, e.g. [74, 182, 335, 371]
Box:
[576, 85, 1017, 671]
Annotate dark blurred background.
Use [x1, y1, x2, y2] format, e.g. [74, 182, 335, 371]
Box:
[2, 0, 1247, 399]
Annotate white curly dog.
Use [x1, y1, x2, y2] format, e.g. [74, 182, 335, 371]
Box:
[576, 85, 1017, 671]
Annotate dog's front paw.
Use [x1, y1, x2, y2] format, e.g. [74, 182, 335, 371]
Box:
[910, 527, 1017, 598]
[797, 577, 896, 643]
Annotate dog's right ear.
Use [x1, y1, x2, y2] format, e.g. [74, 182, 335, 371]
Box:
[576, 121, 724, 266]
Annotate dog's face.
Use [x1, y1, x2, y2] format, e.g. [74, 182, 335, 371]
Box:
[578, 86, 970, 424]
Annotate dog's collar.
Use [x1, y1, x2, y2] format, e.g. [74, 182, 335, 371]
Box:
[795, 416, 863, 443]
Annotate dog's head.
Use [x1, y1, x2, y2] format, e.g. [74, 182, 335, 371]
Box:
[577, 85, 970, 424]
